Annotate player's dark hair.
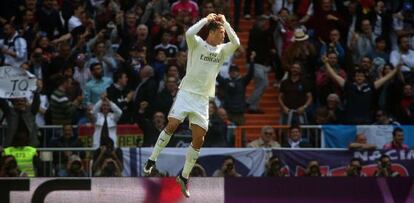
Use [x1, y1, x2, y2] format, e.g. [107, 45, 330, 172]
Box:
[392, 127, 403, 137]
[207, 20, 223, 31]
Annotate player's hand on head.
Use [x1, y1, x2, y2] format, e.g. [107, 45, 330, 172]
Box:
[217, 14, 226, 23]
[206, 13, 217, 22]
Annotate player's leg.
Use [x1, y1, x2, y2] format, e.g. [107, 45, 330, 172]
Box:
[177, 124, 206, 198]
[143, 118, 182, 175]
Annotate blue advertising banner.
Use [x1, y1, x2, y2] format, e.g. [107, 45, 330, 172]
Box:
[322, 125, 414, 148]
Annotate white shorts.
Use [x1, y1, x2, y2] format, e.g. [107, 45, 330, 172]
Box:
[168, 90, 209, 131]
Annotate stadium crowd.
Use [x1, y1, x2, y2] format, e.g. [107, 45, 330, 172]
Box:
[0, 0, 413, 177]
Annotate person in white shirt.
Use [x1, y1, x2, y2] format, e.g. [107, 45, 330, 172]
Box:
[91, 96, 122, 148]
[143, 13, 240, 197]
[390, 35, 414, 83]
[68, 4, 84, 32]
[0, 23, 27, 67]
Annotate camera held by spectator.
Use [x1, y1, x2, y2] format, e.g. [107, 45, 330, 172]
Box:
[65, 155, 87, 177]
[374, 155, 400, 177]
[264, 156, 288, 177]
[346, 158, 365, 177]
[213, 156, 242, 177]
[305, 160, 321, 177]
[190, 163, 207, 177]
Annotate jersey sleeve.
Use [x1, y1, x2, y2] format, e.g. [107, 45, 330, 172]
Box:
[186, 18, 208, 49]
[221, 21, 240, 59]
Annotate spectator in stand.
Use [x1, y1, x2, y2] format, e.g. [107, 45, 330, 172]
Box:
[174, 50, 187, 79]
[368, 1, 392, 40]
[373, 109, 400, 125]
[28, 48, 49, 80]
[345, 158, 366, 177]
[134, 65, 158, 118]
[151, 49, 169, 83]
[383, 127, 409, 150]
[59, 154, 87, 177]
[391, 5, 414, 51]
[319, 29, 345, 64]
[107, 71, 135, 124]
[158, 65, 181, 91]
[217, 52, 255, 125]
[136, 101, 167, 147]
[247, 126, 280, 148]
[397, 84, 414, 124]
[0, 92, 40, 147]
[86, 39, 118, 79]
[390, 35, 414, 84]
[91, 96, 122, 148]
[349, 19, 376, 65]
[282, 125, 311, 148]
[155, 76, 178, 117]
[325, 93, 343, 123]
[204, 101, 228, 147]
[369, 36, 389, 71]
[279, 62, 312, 125]
[243, 0, 263, 19]
[190, 163, 207, 177]
[217, 108, 236, 147]
[154, 31, 179, 60]
[49, 74, 82, 125]
[37, 0, 64, 39]
[212, 156, 242, 177]
[123, 45, 147, 89]
[0, 155, 26, 177]
[84, 63, 112, 108]
[34, 80, 49, 127]
[316, 51, 346, 105]
[140, 0, 170, 25]
[93, 139, 123, 177]
[283, 28, 317, 86]
[263, 156, 289, 177]
[0, 22, 28, 67]
[3, 131, 38, 177]
[47, 43, 73, 91]
[50, 124, 84, 175]
[307, 0, 347, 43]
[305, 160, 321, 177]
[171, 0, 199, 24]
[348, 133, 377, 150]
[359, 56, 377, 81]
[201, 1, 215, 18]
[246, 16, 275, 114]
[68, 4, 85, 32]
[322, 55, 400, 124]
[374, 154, 400, 177]
[73, 53, 92, 91]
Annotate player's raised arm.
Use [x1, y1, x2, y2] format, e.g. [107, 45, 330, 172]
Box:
[185, 13, 216, 49]
[218, 14, 240, 56]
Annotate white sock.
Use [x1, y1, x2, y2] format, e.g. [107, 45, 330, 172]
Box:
[181, 145, 200, 179]
[149, 130, 172, 161]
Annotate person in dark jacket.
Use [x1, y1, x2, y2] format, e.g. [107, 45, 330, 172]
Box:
[204, 102, 228, 147]
[135, 101, 166, 147]
[217, 52, 255, 124]
[0, 92, 40, 147]
[134, 65, 158, 119]
[106, 71, 135, 124]
[155, 76, 178, 117]
[282, 125, 312, 148]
